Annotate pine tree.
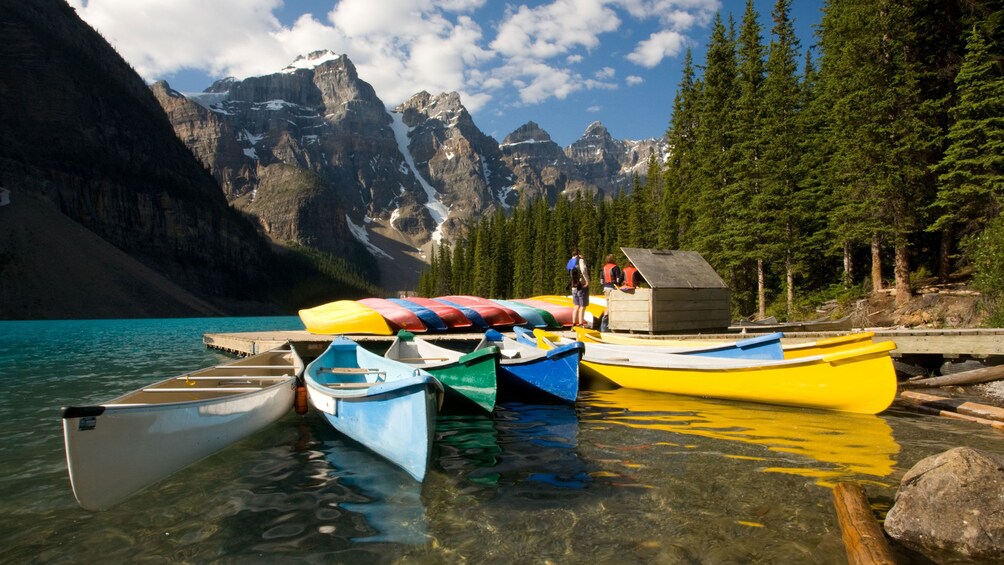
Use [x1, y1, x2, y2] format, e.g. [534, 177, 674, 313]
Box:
[759, 0, 802, 317]
[932, 23, 1004, 239]
[662, 48, 699, 250]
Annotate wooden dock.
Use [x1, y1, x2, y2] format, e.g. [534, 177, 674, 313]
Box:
[203, 327, 1004, 359]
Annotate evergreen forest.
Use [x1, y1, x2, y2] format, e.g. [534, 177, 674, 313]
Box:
[418, 0, 1004, 324]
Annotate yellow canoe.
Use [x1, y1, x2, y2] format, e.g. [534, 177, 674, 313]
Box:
[298, 300, 393, 335]
[528, 295, 606, 319]
[532, 329, 897, 414]
[586, 388, 898, 482]
[574, 327, 875, 360]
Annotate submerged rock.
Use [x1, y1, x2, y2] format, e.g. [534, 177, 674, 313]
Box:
[884, 447, 1004, 561]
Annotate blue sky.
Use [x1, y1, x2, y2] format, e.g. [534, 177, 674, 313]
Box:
[69, 0, 823, 146]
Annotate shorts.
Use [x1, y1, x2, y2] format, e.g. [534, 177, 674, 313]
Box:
[572, 287, 589, 306]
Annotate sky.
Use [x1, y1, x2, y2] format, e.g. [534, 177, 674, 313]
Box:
[67, 0, 824, 147]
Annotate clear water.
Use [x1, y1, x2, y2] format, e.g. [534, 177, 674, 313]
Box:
[1, 318, 1001, 563]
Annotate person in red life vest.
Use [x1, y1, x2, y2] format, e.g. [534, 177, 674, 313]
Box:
[566, 246, 589, 327]
[599, 254, 622, 332]
[622, 262, 641, 289]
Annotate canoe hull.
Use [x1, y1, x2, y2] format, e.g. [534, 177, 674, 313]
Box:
[305, 337, 443, 480]
[62, 346, 301, 510]
[573, 327, 786, 360]
[477, 329, 581, 402]
[581, 343, 899, 414]
[385, 331, 497, 412]
[299, 300, 393, 335]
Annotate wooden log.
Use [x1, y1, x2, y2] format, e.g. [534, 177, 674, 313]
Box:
[901, 363, 1004, 388]
[898, 403, 1004, 430]
[898, 391, 1004, 426]
[832, 482, 897, 565]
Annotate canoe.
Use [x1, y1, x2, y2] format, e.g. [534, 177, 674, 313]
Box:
[305, 337, 443, 481]
[388, 298, 448, 332]
[511, 300, 560, 328]
[526, 329, 898, 414]
[62, 344, 303, 510]
[397, 297, 473, 329]
[383, 330, 498, 412]
[358, 297, 427, 332]
[571, 327, 785, 360]
[436, 296, 517, 327]
[574, 327, 874, 360]
[528, 295, 606, 322]
[431, 298, 489, 329]
[299, 300, 393, 335]
[515, 298, 574, 327]
[473, 329, 583, 403]
[491, 299, 550, 328]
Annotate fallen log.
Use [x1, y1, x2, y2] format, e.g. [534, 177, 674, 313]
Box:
[901, 364, 1004, 388]
[832, 482, 897, 565]
[901, 403, 1004, 430]
[898, 391, 1004, 424]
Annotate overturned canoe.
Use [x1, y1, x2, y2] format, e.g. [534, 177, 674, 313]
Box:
[491, 299, 551, 328]
[299, 300, 393, 335]
[388, 298, 449, 332]
[437, 295, 520, 327]
[62, 345, 303, 510]
[358, 298, 427, 332]
[393, 297, 469, 330]
[305, 337, 443, 481]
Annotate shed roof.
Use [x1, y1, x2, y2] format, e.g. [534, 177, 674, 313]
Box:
[621, 248, 728, 289]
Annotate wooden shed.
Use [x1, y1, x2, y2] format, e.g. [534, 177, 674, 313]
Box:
[607, 248, 731, 333]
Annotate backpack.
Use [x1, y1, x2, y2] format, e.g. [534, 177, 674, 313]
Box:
[569, 264, 584, 290]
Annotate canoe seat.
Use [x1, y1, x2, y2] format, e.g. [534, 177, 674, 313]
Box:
[319, 367, 386, 382]
[397, 357, 450, 362]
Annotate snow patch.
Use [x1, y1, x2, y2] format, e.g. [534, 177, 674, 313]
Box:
[282, 51, 343, 73]
[346, 215, 392, 259]
[389, 112, 450, 243]
[243, 148, 258, 160]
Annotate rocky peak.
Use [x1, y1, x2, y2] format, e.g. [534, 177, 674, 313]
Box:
[281, 49, 343, 73]
[501, 121, 553, 145]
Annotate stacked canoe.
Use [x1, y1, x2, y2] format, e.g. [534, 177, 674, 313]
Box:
[299, 295, 605, 335]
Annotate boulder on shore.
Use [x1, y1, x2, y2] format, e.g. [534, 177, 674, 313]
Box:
[884, 447, 1004, 561]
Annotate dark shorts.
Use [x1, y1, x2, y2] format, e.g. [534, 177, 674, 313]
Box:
[572, 288, 589, 306]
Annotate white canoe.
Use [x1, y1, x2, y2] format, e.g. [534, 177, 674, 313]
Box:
[62, 345, 303, 510]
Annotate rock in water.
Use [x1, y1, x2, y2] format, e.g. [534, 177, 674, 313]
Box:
[884, 447, 1004, 561]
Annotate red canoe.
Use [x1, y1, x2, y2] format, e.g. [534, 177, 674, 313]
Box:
[436, 295, 521, 327]
[357, 298, 427, 332]
[399, 297, 473, 329]
[514, 298, 573, 327]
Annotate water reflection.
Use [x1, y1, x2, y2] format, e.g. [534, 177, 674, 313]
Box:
[309, 421, 429, 545]
[434, 402, 589, 493]
[581, 388, 900, 486]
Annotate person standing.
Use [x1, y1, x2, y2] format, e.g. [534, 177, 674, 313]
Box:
[566, 247, 589, 327]
[599, 254, 622, 332]
[622, 261, 640, 289]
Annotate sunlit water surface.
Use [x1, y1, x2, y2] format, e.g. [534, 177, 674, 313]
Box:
[1, 318, 1001, 563]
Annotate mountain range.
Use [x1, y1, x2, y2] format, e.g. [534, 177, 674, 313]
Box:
[153, 49, 665, 290]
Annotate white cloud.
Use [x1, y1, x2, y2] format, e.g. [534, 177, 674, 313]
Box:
[627, 30, 687, 67]
[68, 0, 719, 111]
[587, 105, 602, 113]
[595, 67, 616, 79]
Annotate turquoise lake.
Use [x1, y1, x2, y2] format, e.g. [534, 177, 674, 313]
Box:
[1, 317, 1001, 563]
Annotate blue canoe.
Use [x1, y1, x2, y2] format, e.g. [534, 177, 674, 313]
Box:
[388, 298, 448, 332]
[491, 299, 550, 328]
[433, 298, 490, 330]
[515, 326, 785, 361]
[304, 337, 444, 481]
[475, 329, 583, 403]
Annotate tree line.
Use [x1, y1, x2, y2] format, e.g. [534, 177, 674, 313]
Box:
[419, 0, 1003, 323]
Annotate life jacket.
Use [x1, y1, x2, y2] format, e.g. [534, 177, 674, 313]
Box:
[602, 263, 621, 288]
[623, 266, 639, 288]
